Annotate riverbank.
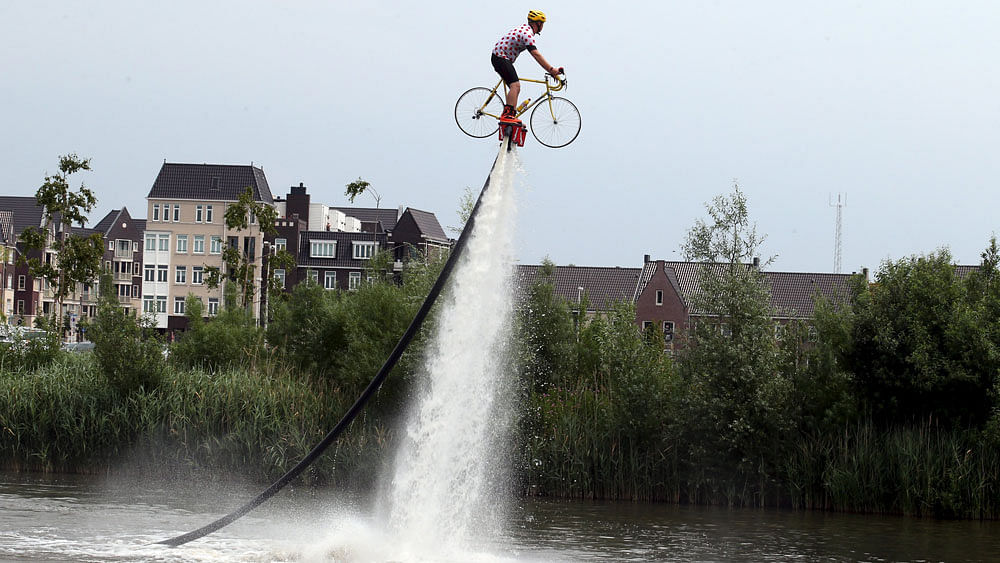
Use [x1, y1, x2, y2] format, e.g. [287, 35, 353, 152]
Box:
[3, 353, 998, 520]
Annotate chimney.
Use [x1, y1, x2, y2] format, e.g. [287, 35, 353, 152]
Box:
[287, 183, 310, 224]
[644, 254, 650, 263]
[753, 257, 760, 269]
[862, 267, 869, 282]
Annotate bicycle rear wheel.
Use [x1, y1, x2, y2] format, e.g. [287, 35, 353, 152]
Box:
[529, 96, 581, 148]
[455, 87, 502, 138]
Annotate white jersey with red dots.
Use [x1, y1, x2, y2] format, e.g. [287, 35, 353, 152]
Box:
[492, 23, 537, 62]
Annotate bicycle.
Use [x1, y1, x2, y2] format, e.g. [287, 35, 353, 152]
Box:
[454, 71, 581, 148]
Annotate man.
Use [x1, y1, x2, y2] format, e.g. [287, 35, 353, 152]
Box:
[491, 10, 562, 123]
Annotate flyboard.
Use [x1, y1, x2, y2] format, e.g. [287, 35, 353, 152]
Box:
[157, 138, 517, 547]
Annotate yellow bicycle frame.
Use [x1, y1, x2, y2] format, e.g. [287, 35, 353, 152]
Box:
[479, 74, 567, 121]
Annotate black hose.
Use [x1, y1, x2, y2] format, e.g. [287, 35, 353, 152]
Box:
[158, 150, 503, 547]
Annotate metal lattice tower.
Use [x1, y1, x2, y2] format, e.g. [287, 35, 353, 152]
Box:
[830, 193, 846, 273]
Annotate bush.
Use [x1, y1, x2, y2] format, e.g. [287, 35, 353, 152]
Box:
[87, 273, 165, 393]
[170, 289, 265, 372]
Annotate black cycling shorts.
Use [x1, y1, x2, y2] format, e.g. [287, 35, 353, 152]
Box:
[491, 54, 519, 85]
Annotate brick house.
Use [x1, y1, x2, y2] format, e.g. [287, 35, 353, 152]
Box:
[0, 196, 51, 327]
[92, 207, 145, 316]
[268, 183, 450, 294]
[517, 255, 856, 351]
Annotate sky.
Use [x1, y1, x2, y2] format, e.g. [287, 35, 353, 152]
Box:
[3, 1, 999, 275]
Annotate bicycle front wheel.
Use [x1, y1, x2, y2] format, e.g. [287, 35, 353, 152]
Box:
[529, 96, 581, 148]
[455, 87, 502, 138]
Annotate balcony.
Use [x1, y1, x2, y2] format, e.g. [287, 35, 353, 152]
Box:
[113, 271, 133, 282]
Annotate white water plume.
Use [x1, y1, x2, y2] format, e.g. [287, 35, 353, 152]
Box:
[382, 146, 522, 557]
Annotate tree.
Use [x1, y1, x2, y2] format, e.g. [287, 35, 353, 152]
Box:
[18, 154, 104, 338]
[678, 183, 792, 483]
[845, 245, 1000, 425]
[204, 187, 278, 316]
[345, 177, 381, 207]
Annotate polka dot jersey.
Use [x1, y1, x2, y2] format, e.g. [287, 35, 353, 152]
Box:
[492, 23, 536, 62]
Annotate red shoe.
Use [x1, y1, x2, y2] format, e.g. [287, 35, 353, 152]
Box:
[500, 104, 521, 123]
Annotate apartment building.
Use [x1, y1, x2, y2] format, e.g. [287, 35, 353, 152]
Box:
[144, 162, 274, 331]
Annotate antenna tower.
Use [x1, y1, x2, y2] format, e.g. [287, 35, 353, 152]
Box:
[830, 193, 846, 273]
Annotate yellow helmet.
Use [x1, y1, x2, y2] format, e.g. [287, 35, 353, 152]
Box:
[527, 10, 546, 23]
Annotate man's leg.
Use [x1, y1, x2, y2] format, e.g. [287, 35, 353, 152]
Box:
[506, 81, 521, 108]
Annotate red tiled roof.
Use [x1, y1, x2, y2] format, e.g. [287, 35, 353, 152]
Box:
[515, 264, 643, 312]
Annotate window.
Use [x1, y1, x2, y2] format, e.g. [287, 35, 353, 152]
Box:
[324, 271, 336, 289]
[206, 205, 214, 223]
[17, 275, 25, 291]
[143, 296, 155, 313]
[133, 241, 139, 253]
[173, 297, 185, 314]
[108, 240, 114, 251]
[172, 204, 180, 222]
[274, 238, 287, 252]
[132, 285, 138, 298]
[193, 235, 205, 254]
[176, 235, 188, 253]
[663, 321, 675, 343]
[152, 204, 160, 221]
[308, 270, 318, 284]
[274, 268, 286, 288]
[208, 297, 219, 315]
[192, 266, 203, 285]
[352, 241, 376, 260]
[349, 271, 361, 290]
[210, 236, 222, 254]
[158, 234, 169, 252]
[642, 320, 653, 331]
[144, 265, 155, 282]
[175, 266, 187, 284]
[156, 295, 167, 313]
[16, 300, 25, 314]
[310, 240, 336, 258]
[116, 239, 131, 258]
[195, 205, 203, 223]
[655, 290, 663, 306]
[145, 234, 156, 251]
[157, 265, 168, 282]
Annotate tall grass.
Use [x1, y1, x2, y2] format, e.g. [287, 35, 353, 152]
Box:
[0, 354, 396, 487]
[525, 389, 1000, 519]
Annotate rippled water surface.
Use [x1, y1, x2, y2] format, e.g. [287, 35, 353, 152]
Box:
[3, 471, 1000, 561]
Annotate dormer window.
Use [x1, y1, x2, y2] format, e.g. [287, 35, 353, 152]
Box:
[211, 177, 220, 190]
[353, 241, 376, 260]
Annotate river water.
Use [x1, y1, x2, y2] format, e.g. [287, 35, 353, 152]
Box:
[2, 470, 999, 562]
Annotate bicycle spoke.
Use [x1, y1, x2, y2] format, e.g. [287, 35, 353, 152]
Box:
[529, 97, 581, 148]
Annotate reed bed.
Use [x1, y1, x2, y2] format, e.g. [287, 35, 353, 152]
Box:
[0, 354, 396, 487]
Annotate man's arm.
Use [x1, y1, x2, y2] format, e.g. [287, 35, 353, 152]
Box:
[529, 49, 559, 75]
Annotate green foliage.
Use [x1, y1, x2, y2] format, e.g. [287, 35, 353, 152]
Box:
[87, 272, 165, 393]
[170, 288, 265, 372]
[845, 246, 1000, 425]
[344, 177, 381, 207]
[516, 259, 576, 393]
[0, 325, 61, 372]
[18, 154, 104, 335]
[204, 187, 278, 311]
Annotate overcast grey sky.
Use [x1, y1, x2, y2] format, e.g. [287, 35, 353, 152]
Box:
[3, 1, 998, 274]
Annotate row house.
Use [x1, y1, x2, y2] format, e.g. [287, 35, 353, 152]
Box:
[92, 207, 145, 315]
[0, 196, 107, 336]
[143, 162, 274, 331]
[516, 255, 857, 352]
[268, 183, 450, 294]
[0, 196, 53, 327]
